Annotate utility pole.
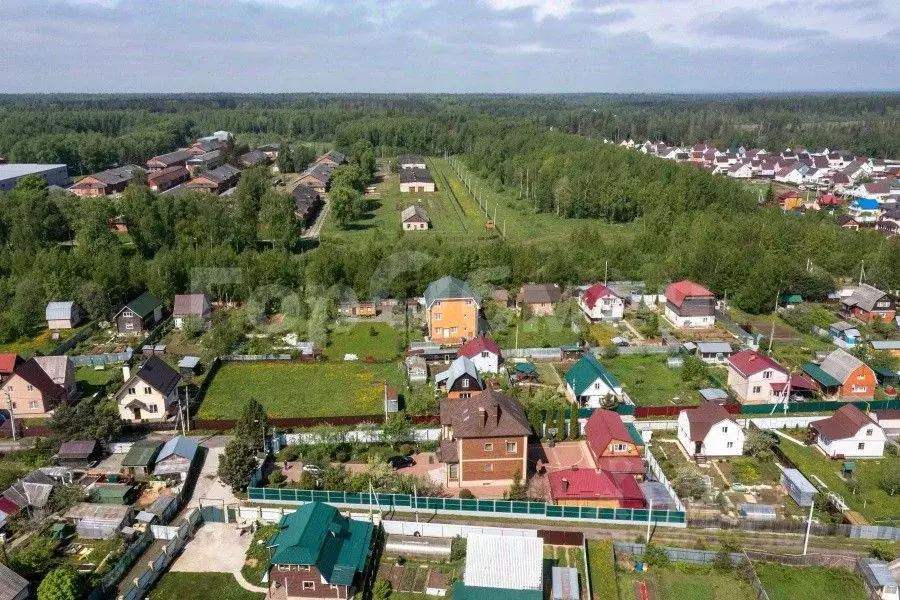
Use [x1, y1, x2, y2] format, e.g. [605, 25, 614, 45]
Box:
[803, 500, 814, 555]
[646, 498, 653, 543]
[768, 291, 779, 354]
[604, 261, 609, 287]
[859, 261, 865, 286]
[5, 391, 15, 442]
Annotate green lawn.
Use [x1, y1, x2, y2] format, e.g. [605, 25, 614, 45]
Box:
[148, 572, 264, 600]
[489, 315, 580, 349]
[587, 541, 617, 600]
[0, 324, 86, 358]
[754, 563, 866, 600]
[776, 439, 900, 524]
[323, 322, 403, 361]
[617, 563, 756, 600]
[75, 366, 119, 397]
[603, 354, 703, 406]
[198, 361, 405, 419]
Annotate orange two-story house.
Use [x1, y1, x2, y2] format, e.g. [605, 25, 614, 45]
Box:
[817, 349, 877, 400]
[437, 389, 531, 489]
[424, 276, 481, 345]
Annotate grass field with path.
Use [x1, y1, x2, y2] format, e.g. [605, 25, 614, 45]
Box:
[776, 439, 900, 524]
[754, 563, 866, 600]
[323, 322, 403, 361]
[617, 563, 756, 600]
[602, 354, 704, 406]
[149, 572, 264, 600]
[198, 360, 405, 419]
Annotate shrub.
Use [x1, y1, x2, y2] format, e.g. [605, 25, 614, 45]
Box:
[871, 540, 896, 561]
[398, 443, 415, 456]
[268, 470, 286, 486]
[279, 445, 301, 462]
[713, 548, 734, 571]
[372, 578, 392, 600]
[643, 543, 670, 567]
[459, 488, 475, 499]
[450, 536, 467, 561]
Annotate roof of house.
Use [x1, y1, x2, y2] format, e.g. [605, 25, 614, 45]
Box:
[581, 283, 620, 308]
[122, 292, 162, 319]
[452, 584, 541, 600]
[463, 534, 543, 591]
[90, 483, 133, 503]
[134, 356, 181, 396]
[193, 164, 241, 185]
[291, 183, 320, 202]
[64, 502, 130, 522]
[34, 355, 71, 386]
[548, 468, 645, 503]
[871, 340, 900, 351]
[300, 163, 334, 184]
[819, 349, 868, 384]
[147, 165, 189, 186]
[401, 205, 429, 223]
[240, 150, 269, 166]
[699, 388, 728, 402]
[811, 404, 879, 441]
[45, 301, 77, 320]
[439, 389, 531, 438]
[319, 149, 346, 164]
[682, 402, 735, 442]
[267, 502, 373, 586]
[156, 436, 199, 463]
[58, 440, 100, 460]
[187, 149, 221, 163]
[148, 149, 192, 166]
[397, 154, 426, 166]
[399, 168, 434, 184]
[121, 439, 163, 468]
[519, 283, 562, 305]
[727, 350, 786, 377]
[842, 284, 888, 312]
[801, 362, 842, 387]
[696, 341, 733, 354]
[8, 358, 64, 399]
[76, 165, 144, 187]
[3, 470, 56, 510]
[424, 276, 480, 307]
[860, 559, 896, 589]
[564, 354, 621, 397]
[0, 354, 19, 375]
[435, 356, 481, 389]
[665, 280, 714, 307]
[0, 562, 29, 600]
[585, 409, 633, 455]
[458, 336, 501, 359]
[173, 293, 210, 317]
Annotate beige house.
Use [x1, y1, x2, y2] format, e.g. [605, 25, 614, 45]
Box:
[115, 357, 182, 422]
[0, 356, 74, 418]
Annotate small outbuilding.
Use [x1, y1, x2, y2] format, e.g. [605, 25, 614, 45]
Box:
[65, 502, 133, 539]
[45, 301, 81, 330]
[89, 483, 137, 505]
[551, 566, 580, 600]
[780, 468, 817, 507]
[401, 205, 430, 230]
[0, 562, 30, 600]
[405, 355, 427, 383]
[120, 439, 164, 479]
[154, 436, 200, 481]
[56, 439, 102, 468]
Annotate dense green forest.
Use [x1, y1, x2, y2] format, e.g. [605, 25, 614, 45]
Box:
[0, 93, 896, 345]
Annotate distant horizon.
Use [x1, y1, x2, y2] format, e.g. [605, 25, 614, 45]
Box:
[2, 0, 897, 94]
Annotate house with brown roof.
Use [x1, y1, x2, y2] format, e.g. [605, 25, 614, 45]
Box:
[147, 165, 190, 192]
[0, 356, 73, 418]
[517, 284, 562, 317]
[296, 163, 334, 193]
[172, 293, 211, 330]
[185, 164, 241, 194]
[584, 409, 644, 479]
[677, 402, 743, 458]
[437, 389, 531, 489]
[811, 404, 885, 458]
[401, 205, 430, 230]
[664, 280, 716, 328]
[146, 150, 193, 172]
[290, 183, 323, 225]
[69, 165, 145, 197]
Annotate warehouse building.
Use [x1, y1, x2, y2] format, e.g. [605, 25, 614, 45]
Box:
[0, 164, 70, 191]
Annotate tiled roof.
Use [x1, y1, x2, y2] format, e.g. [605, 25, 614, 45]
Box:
[519, 283, 561, 305]
[458, 336, 501, 359]
[584, 409, 632, 457]
[683, 402, 734, 442]
[439, 389, 531, 438]
[665, 280, 713, 307]
[0, 354, 20, 375]
[548, 468, 644, 502]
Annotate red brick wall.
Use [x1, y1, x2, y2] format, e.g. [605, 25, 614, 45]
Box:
[459, 436, 526, 483]
[269, 565, 349, 599]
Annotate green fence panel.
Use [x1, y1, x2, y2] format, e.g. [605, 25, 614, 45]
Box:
[248, 488, 263, 500]
[561, 506, 581, 519]
[510, 501, 529, 514]
[631, 509, 649, 521]
[476, 500, 494, 512]
[460, 499, 478, 511]
[444, 498, 461, 511]
[579, 506, 598, 520]
[393, 495, 411, 507]
[528, 502, 546, 515]
[493, 501, 512, 514]
[596, 508, 615, 520]
[615, 404, 636, 416]
[546, 505, 564, 518]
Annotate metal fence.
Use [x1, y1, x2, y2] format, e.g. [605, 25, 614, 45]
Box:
[86, 528, 154, 600]
[503, 347, 563, 360]
[645, 449, 686, 512]
[246, 487, 687, 526]
[221, 353, 293, 361]
[49, 321, 96, 356]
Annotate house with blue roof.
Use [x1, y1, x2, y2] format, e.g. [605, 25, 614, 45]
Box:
[848, 198, 881, 224]
[153, 436, 199, 481]
[266, 502, 374, 600]
[564, 353, 623, 408]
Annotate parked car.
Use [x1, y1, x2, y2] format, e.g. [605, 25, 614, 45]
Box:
[387, 455, 415, 470]
[302, 463, 324, 475]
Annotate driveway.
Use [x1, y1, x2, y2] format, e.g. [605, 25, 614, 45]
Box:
[187, 445, 239, 509]
[170, 522, 250, 573]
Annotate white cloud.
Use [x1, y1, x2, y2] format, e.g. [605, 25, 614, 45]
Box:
[488, 42, 565, 54]
[483, 0, 575, 20]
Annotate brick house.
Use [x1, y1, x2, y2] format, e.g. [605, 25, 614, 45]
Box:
[267, 502, 374, 600]
[185, 164, 241, 194]
[424, 276, 481, 345]
[664, 280, 716, 328]
[146, 149, 193, 172]
[841, 284, 896, 323]
[69, 165, 145, 197]
[147, 166, 190, 192]
[816, 349, 877, 400]
[438, 389, 531, 488]
[314, 150, 346, 168]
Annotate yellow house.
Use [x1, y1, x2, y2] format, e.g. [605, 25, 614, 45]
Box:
[424, 276, 481, 345]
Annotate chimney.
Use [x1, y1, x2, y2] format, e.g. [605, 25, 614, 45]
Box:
[479, 407, 487, 427]
[561, 478, 569, 493]
[122, 365, 131, 381]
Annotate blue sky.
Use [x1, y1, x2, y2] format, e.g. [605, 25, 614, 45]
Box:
[1, 0, 898, 93]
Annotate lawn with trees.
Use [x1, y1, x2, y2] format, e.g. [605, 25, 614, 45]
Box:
[602, 354, 716, 406]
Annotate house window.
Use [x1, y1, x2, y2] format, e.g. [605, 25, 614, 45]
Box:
[594, 383, 602, 390]
[147, 405, 158, 414]
[856, 373, 865, 380]
[613, 443, 627, 452]
[506, 441, 517, 453]
[721, 426, 728, 433]
[483, 464, 493, 473]
[302, 581, 315, 590]
[125, 321, 134, 330]
[465, 299, 473, 305]
[128, 387, 136, 395]
[461, 379, 469, 389]
[481, 351, 488, 358]
[866, 428, 873, 436]
[434, 313, 442, 321]
[752, 386, 761, 394]
[26, 385, 33, 392]
[851, 385, 868, 393]
[727, 442, 734, 449]
[450, 327, 458, 334]
[144, 387, 152, 394]
[763, 371, 771, 379]
[858, 442, 865, 450]
[29, 401, 38, 409]
[484, 443, 493, 452]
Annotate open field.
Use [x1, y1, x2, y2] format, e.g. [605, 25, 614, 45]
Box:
[197, 360, 405, 419]
[323, 322, 403, 361]
[603, 354, 704, 406]
[617, 562, 756, 600]
[489, 315, 580, 348]
[149, 572, 264, 600]
[754, 563, 866, 600]
[776, 439, 900, 524]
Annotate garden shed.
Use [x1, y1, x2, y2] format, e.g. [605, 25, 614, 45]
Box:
[154, 436, 199, 481]
[65, 502, 132, 539]
[738, 503, 776, 521]
[121, 439, 163, 479]
[780, 468, 817, 507]
[56, 439, 102, 468]
[89, 483, 137, 505]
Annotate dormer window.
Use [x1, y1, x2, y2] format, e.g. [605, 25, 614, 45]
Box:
[866, 428, 872, 436]
[762, 371, 771, 379]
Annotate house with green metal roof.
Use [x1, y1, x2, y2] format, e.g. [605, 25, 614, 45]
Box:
[266, 502, 374, 599]
[114, 291, 163, 334]
[121, 440, 163, 479]
[564, 353, 623, 408]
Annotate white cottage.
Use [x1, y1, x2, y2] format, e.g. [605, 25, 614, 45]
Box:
[677, 402, 744, 458]
[457, 336, 502, 374]
[811, 404, 886, 458]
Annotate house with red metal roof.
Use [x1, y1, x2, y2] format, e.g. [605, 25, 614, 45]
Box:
[547, 467, 645, 508]
[457, 336, 502, 374]
[726, 350, 790, 405]
[810, 404, 885, 458]
[578, 283, 624, 322]
[0, 354, 22, 380]
[584, 409, 644, 479]
[664, 280, 716, 328]
[677, 402, 744, 459]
